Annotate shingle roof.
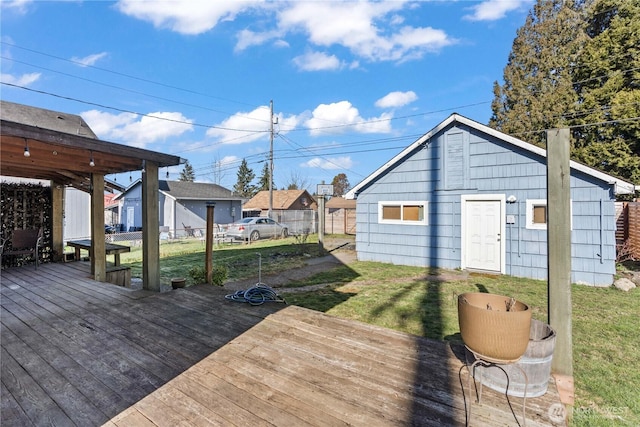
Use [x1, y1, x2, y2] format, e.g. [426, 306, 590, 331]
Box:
[158, 180, 239, 200]
[243, 190, 313, 210]
[1, 100, 97, 139]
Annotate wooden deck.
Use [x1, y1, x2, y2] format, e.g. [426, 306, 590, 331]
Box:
[1, 262, 563, 426]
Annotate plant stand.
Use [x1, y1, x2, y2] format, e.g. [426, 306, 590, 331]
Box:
[464, 347, 528, 427]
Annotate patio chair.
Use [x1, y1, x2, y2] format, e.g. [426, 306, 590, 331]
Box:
[0, 228, 43, 269]
[182, 223, 195, 237]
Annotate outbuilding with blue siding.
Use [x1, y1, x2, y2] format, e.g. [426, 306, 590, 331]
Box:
[345, 114, 636, 286]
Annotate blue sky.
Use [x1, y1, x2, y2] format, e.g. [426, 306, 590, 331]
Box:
[1, 0, 534, 192]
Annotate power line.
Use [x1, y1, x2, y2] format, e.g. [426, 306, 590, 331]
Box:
[1, 82, 271, 134]
[1, 55, 272, 123]
[0, 41, 262, 109]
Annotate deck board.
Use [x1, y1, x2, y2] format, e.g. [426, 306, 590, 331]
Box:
[1, 262, 563, 426]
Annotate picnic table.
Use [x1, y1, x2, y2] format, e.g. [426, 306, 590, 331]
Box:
[67, 239, 130, 266]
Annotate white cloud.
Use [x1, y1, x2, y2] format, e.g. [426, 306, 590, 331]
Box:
[116, 0, 261, 35]
[0, 72, 41, 86]
[375, 91, 418, 109]
[71, 52, 108, 67]
[464, 0, 532, 22]
[206, 106, 272, 144]
[219, 155, 239, 166]
[236, 29, 284, 52]
[292, 51, 343, 71]
[276, 2, 454, 62]
[301, 156, 353, 170]
[206, 106, 301, 144]
[1, 0, 32, 14]
[116, 1, 455, 63]
[81, 110, 194, 148]
[305, 101, 392, 136]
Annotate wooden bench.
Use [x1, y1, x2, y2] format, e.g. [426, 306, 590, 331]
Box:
[66, 239, 130, 266]
[106, 265, 131, 287]
[1, 228, 43, 269]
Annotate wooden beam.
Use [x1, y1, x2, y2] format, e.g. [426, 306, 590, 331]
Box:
[546, 128, 573, 378]
[142, 161, 160, 291]
[1, 120, 182, 167]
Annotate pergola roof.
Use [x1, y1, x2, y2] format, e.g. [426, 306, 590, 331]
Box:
[1, 101, 182, 191]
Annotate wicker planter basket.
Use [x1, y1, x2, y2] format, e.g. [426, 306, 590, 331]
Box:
[458, 292, 532, 363]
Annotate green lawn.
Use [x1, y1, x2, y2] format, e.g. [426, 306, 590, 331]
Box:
[117, 236, 322, 287]
[118, 238, 639, 426]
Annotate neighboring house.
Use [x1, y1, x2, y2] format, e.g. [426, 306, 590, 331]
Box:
[242, 189, 317, 216]
[243, 190, 317, 234]
[104, 193, 120, 228]
[325, 197, 356, 235]
[346, 114, 637, 286]
[115, 180, 243, 237]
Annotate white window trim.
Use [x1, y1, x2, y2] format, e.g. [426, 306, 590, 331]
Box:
[526, 199, 573, 230]
[378, 201, 429, 225]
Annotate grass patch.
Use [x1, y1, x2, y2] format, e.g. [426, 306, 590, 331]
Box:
[118, 236, 322, 286]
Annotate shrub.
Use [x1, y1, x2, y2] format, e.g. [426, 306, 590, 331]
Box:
[210, 264, 228, 286]
[188, 264, 228, 286]
[188, 265, 207, 284]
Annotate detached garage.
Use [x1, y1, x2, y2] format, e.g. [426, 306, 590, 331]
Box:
[346, 114, 636, 286]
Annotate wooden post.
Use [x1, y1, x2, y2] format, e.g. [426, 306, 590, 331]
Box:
[205, 202, 215, 284]
[142, 161, 160, 291]
[50, 182, 64, 262]
[318, 195, 325, 254]
[90, 173, 106, 282]
[546, 128, 573, 379]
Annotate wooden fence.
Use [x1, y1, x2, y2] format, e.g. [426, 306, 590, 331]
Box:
[616, 202, 640, 260]
[325, 208, 356, 235]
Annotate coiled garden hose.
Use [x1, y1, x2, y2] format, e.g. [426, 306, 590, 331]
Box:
[225, 283, 286, 305]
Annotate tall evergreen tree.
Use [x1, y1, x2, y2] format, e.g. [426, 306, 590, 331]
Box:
[570, 0, 640, 183]
[490, 0, 585, 147]
[233, 158, 256, 198]
[491, 0, 639, 184]
[179, 160, 196, 182]
[256, 161, 272, 192]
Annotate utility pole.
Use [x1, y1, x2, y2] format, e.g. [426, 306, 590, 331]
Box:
[268, 100, 274, 220]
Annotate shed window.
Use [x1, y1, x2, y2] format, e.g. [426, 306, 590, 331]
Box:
[532, 205, 547, 224]
[379, 201, 428, 225]
[526, 199, 572, 230]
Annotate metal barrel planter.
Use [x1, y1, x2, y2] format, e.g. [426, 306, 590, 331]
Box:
[458, 292, 532, 363]
[473, 319, 556, 397]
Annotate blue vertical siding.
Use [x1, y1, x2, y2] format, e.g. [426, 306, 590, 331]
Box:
[355, 123, 618, 286]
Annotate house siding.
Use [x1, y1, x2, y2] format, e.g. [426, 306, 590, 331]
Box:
[355, 123, 619, 286]
[120, 181, 242, 237]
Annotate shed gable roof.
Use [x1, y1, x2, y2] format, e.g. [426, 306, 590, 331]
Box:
[346, 113, 636, 198]
[116, 179, 239, 200]
[243, 190, 314, 210]
[158, 180, 237, 200]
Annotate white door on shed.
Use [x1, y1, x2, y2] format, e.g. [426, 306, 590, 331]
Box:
[463, 198, 503, 272]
